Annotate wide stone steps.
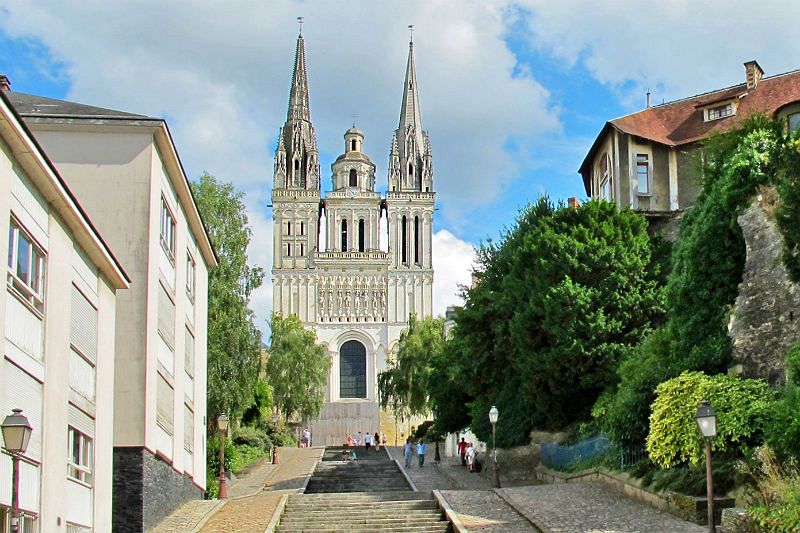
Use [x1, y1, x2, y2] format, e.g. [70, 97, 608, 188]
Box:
[304, 461, 410, 494]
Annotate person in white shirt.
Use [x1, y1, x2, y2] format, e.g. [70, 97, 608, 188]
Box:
[364, 432, 372, 451]
[355, 432, 362, 447]
[466, 443, 477, 472]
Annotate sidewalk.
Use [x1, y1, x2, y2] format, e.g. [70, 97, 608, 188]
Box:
[148, 446, 322, 533]
[385, 445, 458, 492]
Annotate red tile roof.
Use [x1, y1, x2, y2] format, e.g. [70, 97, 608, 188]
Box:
[578, 67, 800, 192]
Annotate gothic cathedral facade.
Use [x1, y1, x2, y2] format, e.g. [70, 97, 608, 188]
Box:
[270, 34, 435, 445]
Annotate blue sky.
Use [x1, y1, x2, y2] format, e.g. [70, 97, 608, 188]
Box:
[2, 0, 798, 325]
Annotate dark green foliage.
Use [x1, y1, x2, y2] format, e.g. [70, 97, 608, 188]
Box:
[232, 425, 272, 452]
[192, 174, 264, 431]
[435, 197, 664, 446]
[765, 384, 800, 462]
[599, 117, 800, 449]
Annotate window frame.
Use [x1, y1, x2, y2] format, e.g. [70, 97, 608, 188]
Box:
[705, 102, 734, 121]
[67, 427, 94, 487]
[788, 112, 800, 132]
[7, 217, 46, 314]
[160, 197, 177, 264]
[185, 251, 196, 302]
[598, 153, 612, 201]
[635, 153, 651, 195]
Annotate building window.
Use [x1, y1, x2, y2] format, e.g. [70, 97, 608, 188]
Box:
[286, 243, 292, 257]
[68, 427, 93, 485]
[339, 340, 366, 398]
[7, 218, 45, 313]
[351, 140, 356, 151]
[341, 220, 348, 251]
[636, 153, 650, 195]
[287, 221, 292, 236]
[789, 112, 800, 132]
[300, 243, 305, 256]
[599, 153, 612, 201]
[358, 219, 365, 252]
[706, 103, 733, 121]
[349, 169, 357, 187]
[300, 222, 305, 236]
[157, 373, 174, 434]
[184, 404, 194, 453]
[401, 215, 408, 264]
[160, 197, 176, 262]
[186, 252, 196, 301]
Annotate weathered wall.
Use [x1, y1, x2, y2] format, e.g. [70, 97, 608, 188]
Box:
[728, 190, 800, 384]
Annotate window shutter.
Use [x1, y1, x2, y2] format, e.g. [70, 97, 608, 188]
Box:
[71, 286, 98, 362]
[68, 404, 95, 437]
[184, 329, 195, 377]
[2, 362, 43, 460]
[156, 374, 174, 434]
[158, 284, 175, 348]
[183, 405, 194, 452]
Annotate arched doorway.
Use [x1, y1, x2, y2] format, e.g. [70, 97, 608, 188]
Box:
[340, 340, 366, 398]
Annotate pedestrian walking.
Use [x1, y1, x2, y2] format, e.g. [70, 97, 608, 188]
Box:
[381, 432, 387, 448]
[403, 437, 413, 468]
[466, 442, 476, 472]
[364, 431, 372, 451]
[374, 432, 381, 451]
[457, 437, 468, 466]
[417, 438, 426, 467]
[302, 428, 311, 448]
[355, 431, 362, 447]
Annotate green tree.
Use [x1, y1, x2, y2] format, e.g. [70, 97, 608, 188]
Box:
[378, 315, 446, 422]
[439, 198, 665, 446]
[266, 314, 329, 421]
[192, 173, 264, 431]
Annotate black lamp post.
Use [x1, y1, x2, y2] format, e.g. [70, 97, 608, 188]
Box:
[695, 400, 717, 533]
[2, 408, 33, 533]
[489, 405, 500, 488]
[217, 414, 229, 499]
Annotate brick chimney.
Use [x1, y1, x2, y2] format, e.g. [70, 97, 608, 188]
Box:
[567, 197, 580, 209]
[744, 61, 764, 90]
[0, 75, 10, 92]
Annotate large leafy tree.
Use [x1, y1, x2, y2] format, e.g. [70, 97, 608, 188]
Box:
[266, 314, 329, 422]
[438, 198, 665, 446]
[191, 173, 264, 431]
[378, 315, 446, 423]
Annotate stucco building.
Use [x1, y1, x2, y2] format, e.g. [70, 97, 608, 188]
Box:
[271, 34, 435, 445]
[8, 86, 216, 532]
[0, 87, 129, 533]
[579, 61, 800, 235]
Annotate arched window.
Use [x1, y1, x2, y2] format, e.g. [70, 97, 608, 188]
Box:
[340, 340, 366, 398]
[349, 169, 357, 187]
[401, 215, 408, 264]
[351, 139, 357, 151]
[414, 216, 420, 265]
[358, 219, 365, 252]
[341, 219, 348, 251]
[408, 164, 413, 181]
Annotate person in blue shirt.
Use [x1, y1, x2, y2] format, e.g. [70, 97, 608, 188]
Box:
[417, 439, 426, 467]
[403, 437, 414, 468]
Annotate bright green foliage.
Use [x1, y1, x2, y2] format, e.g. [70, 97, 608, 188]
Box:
[428, 333, 472, 436]
[192, 174, 264, 430]
[600, 117, 800, 448]
[436, 198, 664, 446]
[379, 315, 446, 421]
[744, 446, 800, 533]
[646, 372, 773, 468]
[266, 314, 329, 422]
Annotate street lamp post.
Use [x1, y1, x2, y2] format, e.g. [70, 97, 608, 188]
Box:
[217, 414, 229, 499]
[2, 408, 33, 533]
[695, 400, 717, 533]
[489, 406, 500, 488]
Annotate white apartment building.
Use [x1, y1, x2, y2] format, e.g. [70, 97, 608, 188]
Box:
[7, 86, 216, 532]
[0, 89, 129, 532]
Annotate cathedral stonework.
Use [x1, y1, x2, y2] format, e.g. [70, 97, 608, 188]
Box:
[270, 34, 435, 445]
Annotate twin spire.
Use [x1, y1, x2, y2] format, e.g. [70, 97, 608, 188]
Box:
[275, 29, 432, 193]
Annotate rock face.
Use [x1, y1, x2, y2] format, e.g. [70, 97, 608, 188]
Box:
[728, 191, 800, 385]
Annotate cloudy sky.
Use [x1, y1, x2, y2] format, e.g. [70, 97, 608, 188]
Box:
[2, 0, 798, 332]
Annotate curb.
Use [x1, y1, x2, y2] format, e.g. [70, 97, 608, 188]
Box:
[432, 490, 468, 533]
[183, 500, 226, 533]
[394, 458, 419, 491]
[262, 493, 289, 533]
[299, 448, 324, 493]
[494, 488, 550, 533]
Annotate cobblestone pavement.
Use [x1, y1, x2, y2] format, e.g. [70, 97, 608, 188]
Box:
[149, 446, 322, 533]
[441, 490, 540, 533]
[500, 481, 707, 533]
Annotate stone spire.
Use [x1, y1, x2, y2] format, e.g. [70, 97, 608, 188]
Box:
[287, 34, 311, 122]
[389, 38, 433, 193]
[274, 33, 319, 191]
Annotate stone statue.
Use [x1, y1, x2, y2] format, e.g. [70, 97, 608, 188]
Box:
[337, 291, 343, 317]
[345, 291, 352, 317]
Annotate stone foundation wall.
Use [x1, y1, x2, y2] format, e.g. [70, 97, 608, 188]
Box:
[112, 447, 202, 533]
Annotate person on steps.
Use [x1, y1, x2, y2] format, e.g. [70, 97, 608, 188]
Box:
[364, 431, 372, 452]
[458, 437, 468, 466]
[404, 437, 414, 468]
[374, 432, 381, 452]
[417, 438, 426, 467]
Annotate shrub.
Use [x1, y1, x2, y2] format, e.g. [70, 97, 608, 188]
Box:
[646, 372, 774, 468]
[233, 425, 272, 452]
[742, 446, 800, 533]
[764, 384, 800, 462]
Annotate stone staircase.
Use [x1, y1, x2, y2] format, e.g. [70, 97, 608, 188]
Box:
[275, 447, 451, 532]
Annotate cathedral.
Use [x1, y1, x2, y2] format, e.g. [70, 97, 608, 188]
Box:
[270, 32, 435, 445]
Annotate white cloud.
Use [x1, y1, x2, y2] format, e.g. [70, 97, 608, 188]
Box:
[515, 0, 800, 106]
[432, 230, 476, 316]
[244, 198, 274, 335]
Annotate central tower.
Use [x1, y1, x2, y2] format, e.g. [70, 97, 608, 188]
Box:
[270, 33, 435, 445]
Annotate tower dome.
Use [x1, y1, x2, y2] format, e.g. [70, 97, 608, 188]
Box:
[345, 126, 364, 153]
